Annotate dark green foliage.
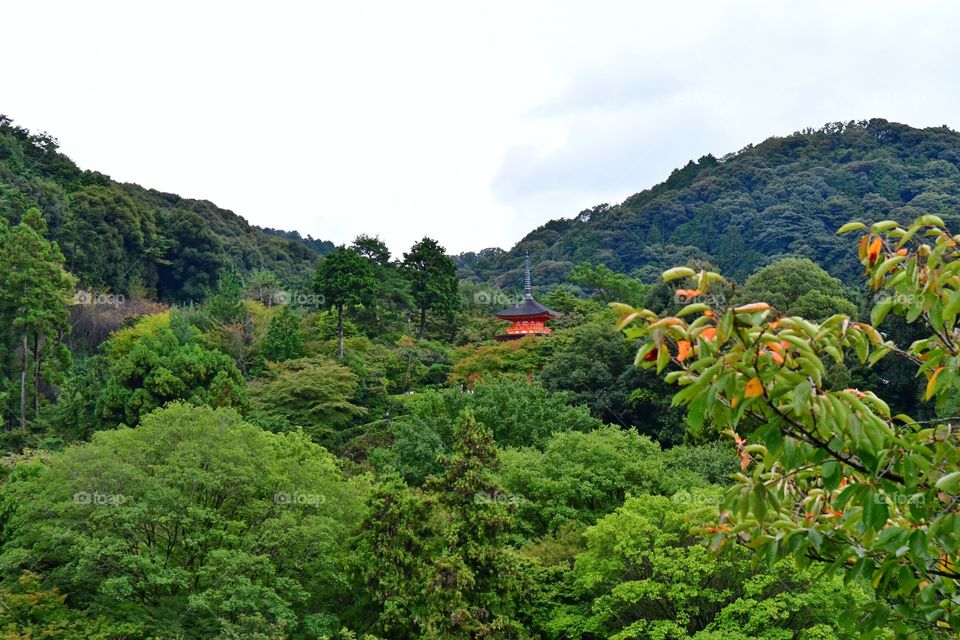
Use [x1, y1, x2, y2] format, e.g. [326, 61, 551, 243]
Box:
[539, 319, 685, 443]
[351, 234, 391, 266]
[0, 208, 76, 430]
[461, 120, 960, 288]
[313, 247, 378, 358]
[355, 411, 531, 639]
[205, 270, 246, 325]
[156, 209, 225, 302]
[61, 185, 159, 294]
[351, 476, 436, 638]
[0, 117, 327, 303]
[403, 237, 461, 339]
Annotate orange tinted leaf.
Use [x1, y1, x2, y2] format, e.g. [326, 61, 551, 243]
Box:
[868, 236, 883, 266]
[745, 377, 763, 398]
[676, 340, 692, 362]
[925, 366, 945, 400]
[700, 327, 717, 341]
[734, 302, 771, 313]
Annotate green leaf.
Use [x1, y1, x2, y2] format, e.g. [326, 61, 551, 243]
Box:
[936, 471, 960, 493]
[822, 460, 842, 491]
[661, 267, 696, 282]
[837, 222, 868, 235]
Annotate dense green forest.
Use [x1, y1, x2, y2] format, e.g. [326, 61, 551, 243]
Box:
[0, 115, 330, 303]
[459, 119, 960, 289]
[1, 116, 960, 638]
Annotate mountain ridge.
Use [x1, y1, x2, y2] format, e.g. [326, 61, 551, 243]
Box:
[457, 118, 960, 289]
[0, 114, 331, 302]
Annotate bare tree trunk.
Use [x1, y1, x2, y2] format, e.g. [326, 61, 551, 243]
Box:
[34, 333, 40, 418]
[20, 332, 28, 429]
[337, 303, 345, 359]
[419, 307, 426, 340]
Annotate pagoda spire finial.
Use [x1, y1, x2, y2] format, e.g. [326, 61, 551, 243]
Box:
[524, 253, 532, 299]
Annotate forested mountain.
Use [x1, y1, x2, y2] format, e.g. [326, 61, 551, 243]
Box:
[0, 115, 328, 302]
[3, 110, 960, 637]
[459, 119, 960, 287]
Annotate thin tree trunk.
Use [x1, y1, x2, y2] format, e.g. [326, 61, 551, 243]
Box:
[34, 333, 40, 418]
[337, 303, 344, 359]
[419, 307, 426, 340]
[20, 332, 28, 429]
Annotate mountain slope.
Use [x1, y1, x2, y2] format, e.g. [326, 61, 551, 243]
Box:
[460, 119, 960, 288]
[0, 115, 330, 302]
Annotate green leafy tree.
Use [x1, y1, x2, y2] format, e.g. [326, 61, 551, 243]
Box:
[617, 215, 960, 635]
[356, 410, 530, 639]
[569, 262, 647, 305]
[0, 208, 75, 429]
[420, 409, 529, 638]
[314, 247, 377, 358]
[732, 257, 858, 319]
[498, 426, 696, 535]
[351, 234, 391, 266]
[540, 319, 686, 442]
[403, 237, 460, 340]
[353, 411, 534, 638]
[156, 209, 225, 302]
[351, 476, 437, 639]
[561, 492, 872, 639]
[262, 304, 305, 362]
[246, 268, 283, 306]
[54, 318, 247, 436]
[206, 269, 246, 325]
[0, 403, 370, 639]
[249, 357, 365, 445]
[372, 377, 600, 485]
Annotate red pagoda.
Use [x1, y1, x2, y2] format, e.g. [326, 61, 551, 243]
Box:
[494, 255, 561, 340]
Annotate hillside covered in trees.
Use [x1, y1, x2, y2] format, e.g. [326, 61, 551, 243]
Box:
[0, 115, 330, 303]
[460, 119, 960, 289]
[2, 114, 960, 638]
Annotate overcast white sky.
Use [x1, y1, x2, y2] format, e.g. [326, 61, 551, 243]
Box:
[3, 1, 960, 256]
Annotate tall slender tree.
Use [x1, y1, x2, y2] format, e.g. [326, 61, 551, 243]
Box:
[0, 208, 76, 429]
[313, 246, 377, 358]
[402, 237, 460, 340]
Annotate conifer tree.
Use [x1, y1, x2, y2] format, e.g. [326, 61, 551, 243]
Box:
[313, 247, 377, 359]
[0, 208, 76, 429]
[402, 237, 460, 340]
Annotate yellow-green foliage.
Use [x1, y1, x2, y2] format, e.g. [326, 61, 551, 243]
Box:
[100, 310, 171, 356]
[448, 336, 550, 386]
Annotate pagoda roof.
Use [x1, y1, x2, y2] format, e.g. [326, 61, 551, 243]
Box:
[494, 296, 561, 319]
